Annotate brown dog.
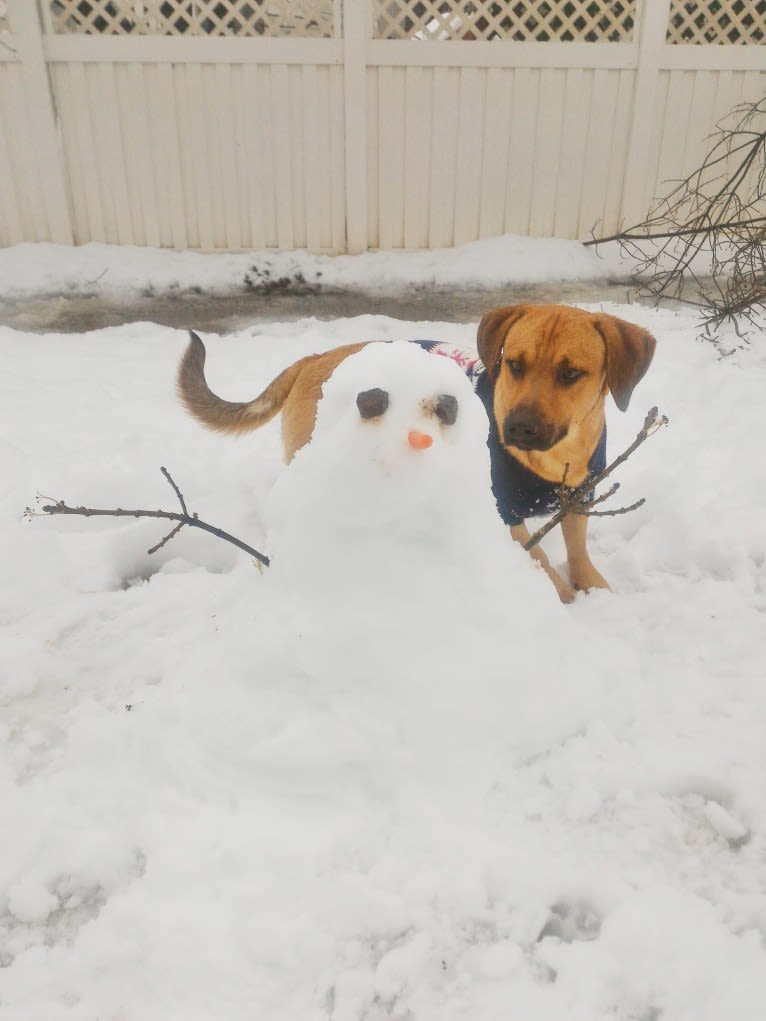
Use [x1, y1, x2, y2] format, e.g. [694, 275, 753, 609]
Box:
[178, 304, 655, 602]
[476, 304, 655, 601]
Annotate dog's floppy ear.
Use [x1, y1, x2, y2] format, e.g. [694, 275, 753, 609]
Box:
[477, 305, 533, 382]
[593, 314, 656, 412]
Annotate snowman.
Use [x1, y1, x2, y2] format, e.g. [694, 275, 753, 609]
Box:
[266, 341, 517, 595]
[256, 341, 623, 778]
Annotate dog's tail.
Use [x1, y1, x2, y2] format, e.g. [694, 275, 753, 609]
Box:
[177, 331, 309, 435]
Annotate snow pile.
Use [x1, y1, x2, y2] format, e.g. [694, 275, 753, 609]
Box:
[0, 233, 629, 301]
[0, 244, 765, 1021]
[263, 342, 624, 786]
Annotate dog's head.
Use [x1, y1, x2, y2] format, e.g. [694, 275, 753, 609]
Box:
[477, 304, 656, 452]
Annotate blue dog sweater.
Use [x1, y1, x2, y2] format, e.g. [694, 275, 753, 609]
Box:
[412, 340, 607, 527]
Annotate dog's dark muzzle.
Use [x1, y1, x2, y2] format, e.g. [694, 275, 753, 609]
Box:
[502, 410, 563, 451]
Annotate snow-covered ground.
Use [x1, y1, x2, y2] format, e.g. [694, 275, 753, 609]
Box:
[1, 238, 765, 1021]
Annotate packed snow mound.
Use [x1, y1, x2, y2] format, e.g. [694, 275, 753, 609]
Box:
[262, 341, 634, 779]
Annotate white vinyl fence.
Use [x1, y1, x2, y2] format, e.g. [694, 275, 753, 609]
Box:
[0, 0, 764, 252]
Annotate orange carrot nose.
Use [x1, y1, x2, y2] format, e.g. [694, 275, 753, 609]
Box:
[408, 430, 433, 450]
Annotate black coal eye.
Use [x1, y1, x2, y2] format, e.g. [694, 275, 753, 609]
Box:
[434, 393, 458, 426]
[356, 388, 389, 419]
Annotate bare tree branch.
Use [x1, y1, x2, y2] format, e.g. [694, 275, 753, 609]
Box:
[524, 407, 668, 551]
[26, 467, 270, 567]
[586, 96, 766, 339]
[585, 215, 766, 248]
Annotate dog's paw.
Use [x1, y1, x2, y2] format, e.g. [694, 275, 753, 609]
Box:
[555, 578, 577, 604]
[540, 563, 577, 602]
[569, 559, 610, 594]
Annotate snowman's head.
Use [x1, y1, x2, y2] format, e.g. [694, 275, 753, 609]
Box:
[268, 341, 493, 540]
[313, 341, 484, 467]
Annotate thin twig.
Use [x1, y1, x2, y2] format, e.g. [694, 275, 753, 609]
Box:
[580, 407, 668, 496]
[27, 468, 270, 567]
[583, 482, 620, 509]
[524, 407, 668, 551]
[147, 521, 185, 555]
[85, 268, 109, 287]
[160, 465, 189, 515]
[582, 498, 646, 518]
[584, 214, 766, 247]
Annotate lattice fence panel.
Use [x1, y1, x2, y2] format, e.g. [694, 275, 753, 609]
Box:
[50, 0, 335, 36]
[666, 0, 766, 44]
[373, 0, 636, 41]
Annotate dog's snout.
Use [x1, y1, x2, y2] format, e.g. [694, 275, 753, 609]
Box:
[503, 410, 560, 451]
[503, 411, 541, 447]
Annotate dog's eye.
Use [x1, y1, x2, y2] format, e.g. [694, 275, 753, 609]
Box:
[506, 359, 524, 378]
[434, 394, 458, 426]
[559, 367, 585, 385]
[356, 388, 389, 419]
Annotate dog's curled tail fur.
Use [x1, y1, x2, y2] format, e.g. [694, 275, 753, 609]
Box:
[177, 330, 305, 435]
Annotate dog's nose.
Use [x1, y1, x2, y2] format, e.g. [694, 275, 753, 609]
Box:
[503, 412, 542, 448]
[408, 430, 433, 450]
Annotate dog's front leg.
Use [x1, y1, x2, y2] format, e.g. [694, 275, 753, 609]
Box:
[510, 523, 576, 604]
[560, 513, 610, 593]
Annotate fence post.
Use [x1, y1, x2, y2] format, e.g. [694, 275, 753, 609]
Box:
[620, 0, 673, 227]
[9, 0, 73, 243]
[342, 0, 368, 254]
